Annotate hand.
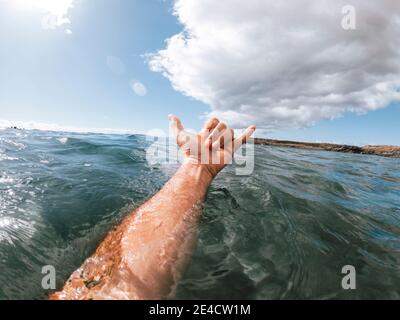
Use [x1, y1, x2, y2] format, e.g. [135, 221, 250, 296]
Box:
[169, 115, 256, 178]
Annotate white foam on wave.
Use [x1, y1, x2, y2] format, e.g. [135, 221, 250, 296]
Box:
[0, 154, 19, 161]
[0, 172, 42, 245]
[57, 137, 68, 144]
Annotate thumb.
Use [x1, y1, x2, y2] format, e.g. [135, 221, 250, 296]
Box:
[168, 114, 184, 141]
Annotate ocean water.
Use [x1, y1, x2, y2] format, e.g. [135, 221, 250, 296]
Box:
[1, 128, 400, 300]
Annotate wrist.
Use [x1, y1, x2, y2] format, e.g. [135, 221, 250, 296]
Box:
[180, 161, 214, 186]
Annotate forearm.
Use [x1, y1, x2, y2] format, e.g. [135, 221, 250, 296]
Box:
[118, 162, 213, 298]
[50, 163, 213, 300]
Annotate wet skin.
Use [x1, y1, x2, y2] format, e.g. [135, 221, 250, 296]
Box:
[50, 116, 255, 300]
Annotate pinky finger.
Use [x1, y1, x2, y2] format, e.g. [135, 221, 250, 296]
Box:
[233, 125, 256, 152]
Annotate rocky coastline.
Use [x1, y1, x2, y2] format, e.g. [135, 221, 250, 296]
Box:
[254, 138, 400, 158]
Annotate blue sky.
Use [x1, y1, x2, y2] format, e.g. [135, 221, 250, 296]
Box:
[0, 0, 399, 146]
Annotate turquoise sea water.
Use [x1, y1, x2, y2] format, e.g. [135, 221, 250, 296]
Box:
[0, 128, 400, 299]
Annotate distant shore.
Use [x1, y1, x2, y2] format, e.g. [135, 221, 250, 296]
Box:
[254, 138, 400, 158]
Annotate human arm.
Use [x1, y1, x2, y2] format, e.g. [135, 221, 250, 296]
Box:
[50, 116, 255, 300]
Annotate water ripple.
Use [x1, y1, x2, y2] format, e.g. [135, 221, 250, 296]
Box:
[0, 129, 400, 299]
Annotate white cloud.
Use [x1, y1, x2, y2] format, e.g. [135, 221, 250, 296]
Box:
[7, 0, 75, 30]
[130, 81, 147, 97]
[149, 0, 400, 130]
[0, 119, 140, 135]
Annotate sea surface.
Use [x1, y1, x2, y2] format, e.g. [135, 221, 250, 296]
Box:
[1, 128, 400, 299]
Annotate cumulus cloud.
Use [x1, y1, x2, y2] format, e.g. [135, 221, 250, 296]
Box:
[149, 0, 400, 130]
[7, 0, 75, 31]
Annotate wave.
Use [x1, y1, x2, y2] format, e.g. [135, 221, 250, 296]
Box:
[1, 129, 400, 299]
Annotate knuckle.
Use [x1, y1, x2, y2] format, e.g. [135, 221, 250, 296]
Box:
[219, 122, 227, 130]
[205, 118, 220, 130]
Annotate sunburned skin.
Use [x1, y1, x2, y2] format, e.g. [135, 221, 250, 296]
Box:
[50, 116, 255, 300]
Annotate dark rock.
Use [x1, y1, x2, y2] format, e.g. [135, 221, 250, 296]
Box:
[254, 138, 400, 158]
